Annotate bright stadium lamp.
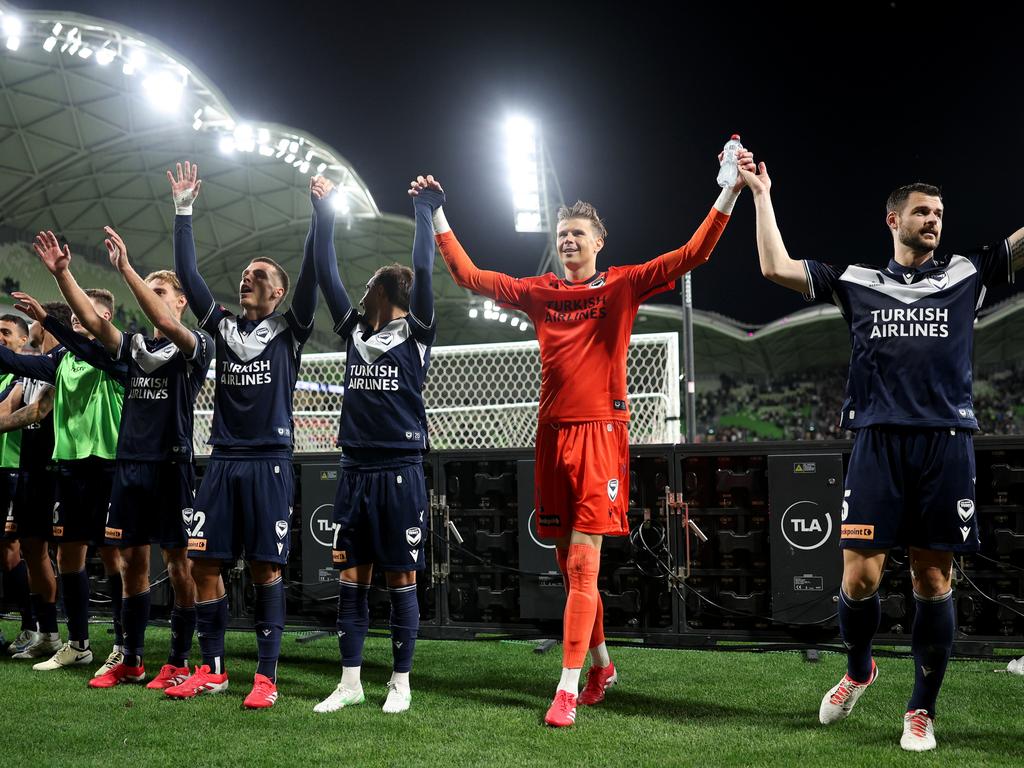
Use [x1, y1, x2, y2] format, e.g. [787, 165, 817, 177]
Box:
[143, 71, 183, 112]
[502, 112, 566, 276]
[2, 12, 21, 49]
[95, 43, 115, 65]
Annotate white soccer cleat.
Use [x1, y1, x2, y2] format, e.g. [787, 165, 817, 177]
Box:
[12, 634, 62, 660]
[382, 680, 412, 714]
[313, 681, 365, 713]
[32, 641, 93, 671]
[901, 709, 936, 752]
[819, 660, 878, 724]
[8, 629, 41, 656]
[1006, 656, 1024, 676]
[94, 649, 124, 678]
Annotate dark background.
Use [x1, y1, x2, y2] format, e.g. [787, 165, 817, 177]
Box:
[17, 0, 1023, 322]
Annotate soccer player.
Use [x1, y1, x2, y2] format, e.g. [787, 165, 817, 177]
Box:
[1, 304, 70, 663]
[0, 280, 127, 675]
[741, 161, 1023, 751]
[309, 176, 441, 715]
[422, 146, 754, 727]
[162, 161, 318, 708]
[30, 227, 213, 689]
[0, 314, 37, 653]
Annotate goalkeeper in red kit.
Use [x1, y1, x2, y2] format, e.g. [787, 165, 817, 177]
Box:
[410, 144, 754, 726]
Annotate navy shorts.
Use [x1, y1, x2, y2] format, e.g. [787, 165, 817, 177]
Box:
[106, 461, 195, 549]
[10, 466, 57, 541]
[332, 461, 428, 572]
[54, 457, 115, 545]
[840, 426, 978, 552]
[188, 455, 294, 565]
[1, 469, 20, 540]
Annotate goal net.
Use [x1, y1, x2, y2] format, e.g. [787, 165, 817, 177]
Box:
[193, 332, 679, 453]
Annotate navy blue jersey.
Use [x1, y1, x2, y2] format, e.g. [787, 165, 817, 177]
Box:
[114, 330, 213, 461]
[17, 346, 66, 471]
[336, 313, 433, 451]
[200, 307, 312, 451]
[804, 239, 1013, 430]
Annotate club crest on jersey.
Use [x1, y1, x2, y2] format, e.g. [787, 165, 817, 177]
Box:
[182, 508, 194, 526]
[928, 272, 948, 290]
[406, 527, 422, 547]
[378, 332, 394, 346]
[275, 520, 289, 539]
[957, 499, 975, 522]
[255, 326, 270, 343]
[607, 478, 619, 502]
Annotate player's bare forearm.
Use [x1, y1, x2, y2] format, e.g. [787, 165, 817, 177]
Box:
[1009, 228, 1024, 274]
[752, 193, 809, 293]
[0, 383, 22, 417]
[53, 269, 121, 355]
[0, 390, 51, 433]
[122, 265, 196, 355]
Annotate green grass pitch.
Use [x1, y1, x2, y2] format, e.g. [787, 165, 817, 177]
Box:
[1, 619, 1021, 767]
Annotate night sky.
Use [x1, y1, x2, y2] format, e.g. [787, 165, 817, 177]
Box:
[14, 0, 1023, 323]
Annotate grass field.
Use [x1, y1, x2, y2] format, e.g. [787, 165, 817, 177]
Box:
[1, 619, 1022, 768]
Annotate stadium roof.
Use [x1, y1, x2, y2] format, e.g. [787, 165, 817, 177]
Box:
[0, 3, 480, 350]
[1, 4, 1020, 364]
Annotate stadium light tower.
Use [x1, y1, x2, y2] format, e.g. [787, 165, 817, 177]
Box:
[504, 115, 565, 277]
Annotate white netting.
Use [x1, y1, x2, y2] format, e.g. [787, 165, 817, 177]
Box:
[193, 332, 680, 454]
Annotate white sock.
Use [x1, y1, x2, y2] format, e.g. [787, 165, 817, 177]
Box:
[71, 639, 89, 651]
[341, 665, 362, 689]
[557, 667, 582, 695]
[390, 671, 410, 691]
[44, 632, 59, 641]
[590, 642, 611, 668]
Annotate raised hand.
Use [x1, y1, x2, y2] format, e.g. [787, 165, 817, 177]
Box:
[719, 149, 757, 193]
[31, 230, 71, 274]
[310, 175, 335, 200]
[166, 161, 202, 211]
[408, 174, 444, 197]
[11, 291, 46, 323]
[739, 161, 772, 197]
[104, 226, 131, 273]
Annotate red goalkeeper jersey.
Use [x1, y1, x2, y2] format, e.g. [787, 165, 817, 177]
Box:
[436, 207, 729, 424]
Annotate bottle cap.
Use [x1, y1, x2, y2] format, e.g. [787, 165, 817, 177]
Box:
[730, 134, 741, 141]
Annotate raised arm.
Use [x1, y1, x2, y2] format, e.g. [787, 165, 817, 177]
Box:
[408, 185, 445, 327]
[0, 386, 54, 434]
[168, 162, 218, 325]
[31, 230, 121, 355]
[287, 183, 320, 330]
[0, 337, 58, 383]
[1009, 228, 1024, 276]
[104, 227, 197, 357]
[740, 162, 810, 293]
[414, 178, 529, 308]
[17, 294, 127, 383]
[309, 177, 353, 331]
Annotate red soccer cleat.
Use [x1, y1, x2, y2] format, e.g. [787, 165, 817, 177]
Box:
[243, 673, 279, 709]
[164, 664, 229, 699]
[88, 662, 146, 688]
[578, 662, 618, 705]
[544, 689, 578, 727]
[146, 663, 191, 690]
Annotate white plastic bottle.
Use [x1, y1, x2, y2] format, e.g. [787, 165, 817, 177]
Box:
[717, 134, 743, 189]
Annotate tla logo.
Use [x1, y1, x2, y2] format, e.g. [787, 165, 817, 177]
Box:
[780, 500, 832, 550]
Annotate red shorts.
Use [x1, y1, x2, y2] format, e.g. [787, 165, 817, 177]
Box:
[534, 420, 630, 539]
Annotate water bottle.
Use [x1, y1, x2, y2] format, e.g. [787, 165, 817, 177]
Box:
[716, 134, 743, 188]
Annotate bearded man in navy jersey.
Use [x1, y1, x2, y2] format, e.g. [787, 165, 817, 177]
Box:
[742, 161, 1022, 752]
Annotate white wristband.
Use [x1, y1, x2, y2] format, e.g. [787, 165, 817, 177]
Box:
[432, 206, 451, 234]
[714, 187, 740, 215]
[175, 205, 193, 216]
